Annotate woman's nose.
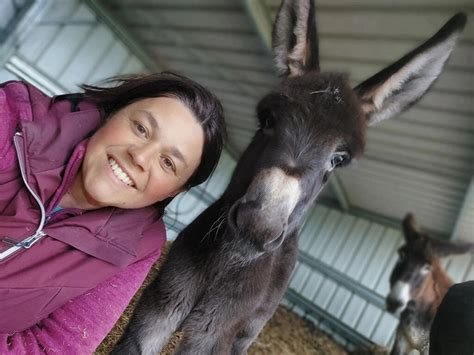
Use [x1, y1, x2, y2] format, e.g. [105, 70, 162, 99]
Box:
[128, 144, 155, 171]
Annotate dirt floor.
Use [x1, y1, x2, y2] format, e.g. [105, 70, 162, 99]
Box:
[95, 244, 348, 354]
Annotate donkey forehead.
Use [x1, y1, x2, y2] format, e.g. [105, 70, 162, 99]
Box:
[400, 245, 433, 264]
[273, 74, 366, 155]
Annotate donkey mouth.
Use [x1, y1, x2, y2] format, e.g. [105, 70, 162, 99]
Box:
[262, 229, 287, 252]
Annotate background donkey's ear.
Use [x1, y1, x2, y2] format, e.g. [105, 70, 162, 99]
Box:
[429, 239, 474, 257]
[354, 13, 467, 126]
[272, 0, 319, 77]
[402, 213, 421, 243]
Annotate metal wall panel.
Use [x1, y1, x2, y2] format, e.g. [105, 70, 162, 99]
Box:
[7, 0, 146, 94]
[453, 178, 474, 242]
[0, 1, 17, 30]
[0, 0, 31, 36]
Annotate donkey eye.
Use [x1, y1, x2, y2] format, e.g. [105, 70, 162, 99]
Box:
[261, 116, 274, 131]
[263, 117, 271, 127]
[398, 251, 405, 261]
[258, 108, 274, 130]
[421, 264, 432, 274]
[329, 152, 349, 171]
[260, 117, 276, 136]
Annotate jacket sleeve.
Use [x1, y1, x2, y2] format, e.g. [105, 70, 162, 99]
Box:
[0, 81, 33, 171]
[0, 248, 161, 354]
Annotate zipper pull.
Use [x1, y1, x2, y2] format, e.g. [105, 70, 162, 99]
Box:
[21, 231, 46, 249]
[2, 231, 45, 249]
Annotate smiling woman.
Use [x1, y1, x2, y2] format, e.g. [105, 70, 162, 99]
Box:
[0, 72, 225, 352]
[64, 96, 205, 210]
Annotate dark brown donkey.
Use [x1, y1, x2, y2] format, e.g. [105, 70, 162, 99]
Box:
[386, 214, 474, 355]
[113, 1, 466, 353]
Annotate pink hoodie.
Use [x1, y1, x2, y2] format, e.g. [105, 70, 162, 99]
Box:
[0, 81, 166, 333]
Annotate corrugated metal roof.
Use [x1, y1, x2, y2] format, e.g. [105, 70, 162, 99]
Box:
[96, 0, 473, 237]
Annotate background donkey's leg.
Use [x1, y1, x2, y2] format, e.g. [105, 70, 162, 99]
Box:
[390, 326, 411, 355]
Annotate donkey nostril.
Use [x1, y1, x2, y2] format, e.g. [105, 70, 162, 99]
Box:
[263, 228, 287, 252]
[228, 200, 260, 231]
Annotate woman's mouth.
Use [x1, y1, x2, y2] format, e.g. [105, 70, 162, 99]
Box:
[108, 157, 135, 187]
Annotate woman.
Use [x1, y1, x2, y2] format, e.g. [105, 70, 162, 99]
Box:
[0, 72, 225, 352]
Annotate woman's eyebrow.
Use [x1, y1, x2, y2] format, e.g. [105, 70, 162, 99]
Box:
[169, 147, 188, 169]
[139, 110, 159, 129]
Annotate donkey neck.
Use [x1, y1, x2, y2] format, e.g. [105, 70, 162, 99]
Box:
[430, 259, 454, 306]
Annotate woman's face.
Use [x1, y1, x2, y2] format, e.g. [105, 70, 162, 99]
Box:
[77, 96, 204, 209]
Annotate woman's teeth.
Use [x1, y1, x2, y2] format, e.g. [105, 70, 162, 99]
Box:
[108, 158, 134, 187]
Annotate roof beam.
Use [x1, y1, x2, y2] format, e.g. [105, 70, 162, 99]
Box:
[243, 0, 272, 52]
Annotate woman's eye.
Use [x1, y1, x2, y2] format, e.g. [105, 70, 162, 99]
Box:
[162, 157, 175, 171]
[134, 122, 147, 136]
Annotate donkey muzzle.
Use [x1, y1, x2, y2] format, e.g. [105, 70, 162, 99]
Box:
[386, 297, 404, 313]
[231, 199, 288, 252]
[232, 167, 300, 245]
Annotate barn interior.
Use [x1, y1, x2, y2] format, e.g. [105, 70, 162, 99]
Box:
[1, 0, 473, 352]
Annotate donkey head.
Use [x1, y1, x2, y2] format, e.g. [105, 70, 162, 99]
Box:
[226, 0, 466, 261]
[386, 213, 474, 313]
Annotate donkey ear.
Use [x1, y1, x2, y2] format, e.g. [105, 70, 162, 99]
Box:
[272, 0, 319, 77]
[429, 239, 474, 257]
[402, 213, 421, 243]
[354, 13, 467, 126]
